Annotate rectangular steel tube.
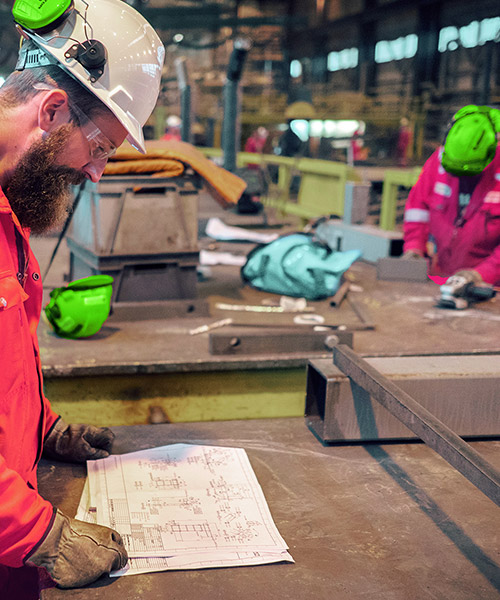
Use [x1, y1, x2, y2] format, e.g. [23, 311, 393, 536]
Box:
[333, 345, 500, 507]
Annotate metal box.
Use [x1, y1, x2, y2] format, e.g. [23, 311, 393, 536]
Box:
[315, 220, 404, 262]
[306, 356, 500, 442]
[66, 175, 200, 304]
[68, 175, 199, 256]
[68, 240, 199, 303]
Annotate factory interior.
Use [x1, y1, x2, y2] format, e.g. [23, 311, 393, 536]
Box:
[0, 0, 499, 598]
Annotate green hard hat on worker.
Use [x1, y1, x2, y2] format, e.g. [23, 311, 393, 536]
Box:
[441, 105, 500, 176]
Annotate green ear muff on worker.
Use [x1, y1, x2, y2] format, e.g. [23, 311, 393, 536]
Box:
[441, 105, 500, 176]
[12, 0, 74, 32]
[44, 275, 114, 339]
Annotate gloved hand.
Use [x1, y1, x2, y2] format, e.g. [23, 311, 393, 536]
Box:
[27, 509, 128, 588]
[401, 249, 424, 259]
[444, 269, 483, 297]
[452, 269, 483, 285]
[43, 418, 115, 463]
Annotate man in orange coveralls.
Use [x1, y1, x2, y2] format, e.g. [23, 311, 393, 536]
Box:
[0, 0, 164, 597]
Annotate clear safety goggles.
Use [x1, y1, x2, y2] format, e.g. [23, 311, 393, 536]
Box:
[69, 101, 117, 162]
[33, 82, 116, 162]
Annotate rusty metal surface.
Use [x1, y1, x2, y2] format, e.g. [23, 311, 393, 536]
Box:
[209, 327, 353, 355]
[306, 356, 500, 442]
[33, 237, 500, 379]
[39, 419, 500, 599]
[332, 345, 500, 507]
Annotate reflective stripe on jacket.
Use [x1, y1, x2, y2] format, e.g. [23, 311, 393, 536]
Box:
[0, 187, 59, 596]
[403, 147, 500, 285]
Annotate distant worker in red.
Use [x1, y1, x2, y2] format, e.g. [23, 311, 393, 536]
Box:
[244, 127, 269, 169]
[161, 115, 182, 141]
[396, 117, 412, 166]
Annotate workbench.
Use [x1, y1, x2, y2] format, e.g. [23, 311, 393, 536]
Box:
[34, 224, 500, 427]
[39, 418, 500, 599]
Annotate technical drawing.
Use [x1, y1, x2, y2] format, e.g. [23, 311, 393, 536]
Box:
[87, 443, 292, 561]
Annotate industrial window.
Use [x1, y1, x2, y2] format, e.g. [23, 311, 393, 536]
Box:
[327, 48, 359, 71]
[374, 34, 418, 63]
[438, 17, 500, 52]
[290, 59, 302, 78]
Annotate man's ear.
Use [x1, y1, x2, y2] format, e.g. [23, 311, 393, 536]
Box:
[38, 89, 71, 133]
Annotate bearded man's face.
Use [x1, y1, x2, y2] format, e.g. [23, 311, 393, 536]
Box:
[5, 124, 86, 235]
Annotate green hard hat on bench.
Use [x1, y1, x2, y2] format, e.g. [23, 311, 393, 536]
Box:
[44, 275, 114, 339]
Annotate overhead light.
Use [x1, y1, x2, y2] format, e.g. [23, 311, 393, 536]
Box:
[173, 34, 184, 43]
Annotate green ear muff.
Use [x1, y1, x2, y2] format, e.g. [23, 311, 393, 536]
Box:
[44, 275, 113, 339]
[13, 0, 73, 32]
[441, 105, 499, 176]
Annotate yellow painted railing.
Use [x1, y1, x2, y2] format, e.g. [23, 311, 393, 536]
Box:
[379, 167, 422, 230]
[199, 148, 359, 222]
[198, 147, 421, 230]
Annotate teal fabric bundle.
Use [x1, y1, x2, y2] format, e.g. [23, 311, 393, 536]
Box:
[241, 233, 361, 300]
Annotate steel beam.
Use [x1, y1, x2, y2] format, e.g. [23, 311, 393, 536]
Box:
[209, 328, 353, 355]
[332, 345, 500, 507]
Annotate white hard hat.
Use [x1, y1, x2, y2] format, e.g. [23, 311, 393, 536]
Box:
[166, 115, 181, 128]
[18, 0, 165, 153]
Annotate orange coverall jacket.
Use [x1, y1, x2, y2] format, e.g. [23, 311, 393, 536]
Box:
[0, 187, 59, 598]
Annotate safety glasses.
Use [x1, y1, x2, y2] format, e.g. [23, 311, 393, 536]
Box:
[69, 101, 117, 162]
[33, 82, 116, 162]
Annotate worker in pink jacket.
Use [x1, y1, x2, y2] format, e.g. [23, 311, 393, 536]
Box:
[0, 0, 165, 596]
[403, 111, 500, 289]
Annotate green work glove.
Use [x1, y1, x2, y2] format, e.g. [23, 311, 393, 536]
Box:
[27, 509, 128, 588]
[43, 418, 115, 463]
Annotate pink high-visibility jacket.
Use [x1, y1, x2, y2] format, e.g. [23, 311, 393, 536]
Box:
[0, 187, 59, 598]
[403, 147, 500, 285]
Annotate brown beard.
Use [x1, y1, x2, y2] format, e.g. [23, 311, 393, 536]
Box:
[5, 124, 86, 235]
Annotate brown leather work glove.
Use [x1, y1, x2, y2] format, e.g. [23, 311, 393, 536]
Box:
[27, 509, 128, 588]
[452, 269, 483, 285]
[43, 418, 115, 463]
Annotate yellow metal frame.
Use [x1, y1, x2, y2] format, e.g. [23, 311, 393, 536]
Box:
[379, 167, 422, 231]
[200, 148, 359, 223]
[44, 368, 307, 427]
[199, 147, 423, 231]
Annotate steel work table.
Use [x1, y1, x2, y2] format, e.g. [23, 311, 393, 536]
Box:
[39, 418, 500, 599]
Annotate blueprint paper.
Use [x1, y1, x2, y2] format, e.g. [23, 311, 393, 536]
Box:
[82, 444, 293, 575]
[76, 481, 291, 577]
[112, 550, 293, 576]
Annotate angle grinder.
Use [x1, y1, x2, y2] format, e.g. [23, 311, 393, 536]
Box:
[437, 274, 496, 309]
